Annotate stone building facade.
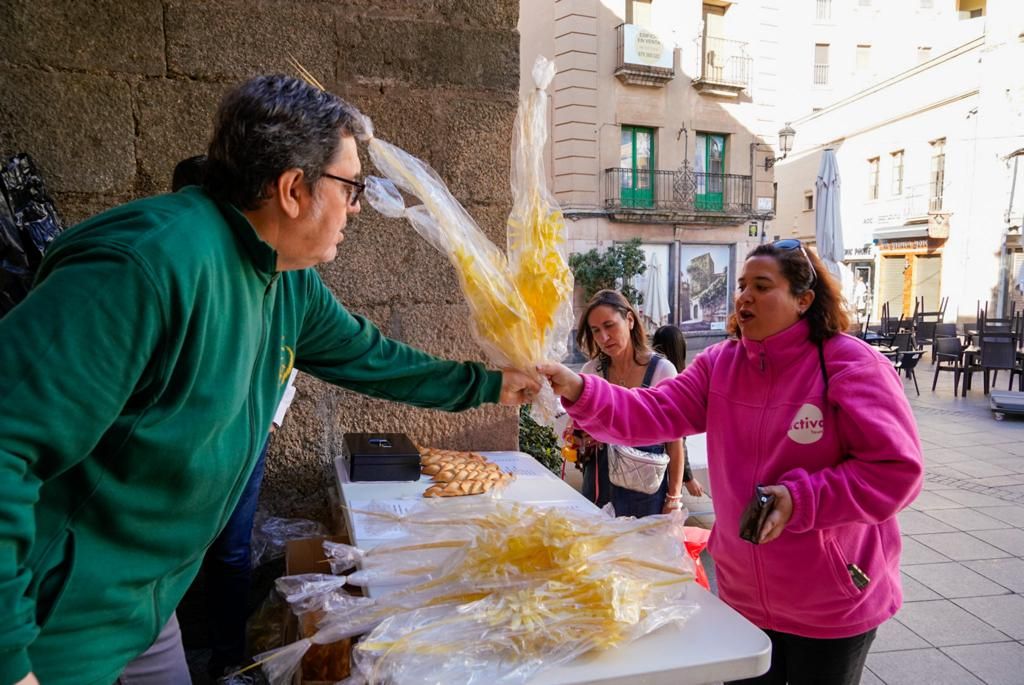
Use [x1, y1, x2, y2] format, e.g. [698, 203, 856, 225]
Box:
[519, 0, 779, 344]
[0, 0, 522, 523]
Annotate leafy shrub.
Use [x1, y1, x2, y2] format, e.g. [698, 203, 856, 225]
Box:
[518, 405, 561, 474]
[567, 238, 647, 305]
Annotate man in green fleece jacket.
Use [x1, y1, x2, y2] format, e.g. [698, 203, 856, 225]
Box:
[0, 74, 539, 685]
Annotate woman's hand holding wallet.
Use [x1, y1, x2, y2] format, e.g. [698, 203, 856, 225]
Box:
[739, 483, 793, 544]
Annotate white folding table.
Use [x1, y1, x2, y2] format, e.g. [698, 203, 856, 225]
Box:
[334, 450, 769, 684]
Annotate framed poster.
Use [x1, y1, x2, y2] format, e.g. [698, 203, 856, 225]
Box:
[678, 244, 733, 331]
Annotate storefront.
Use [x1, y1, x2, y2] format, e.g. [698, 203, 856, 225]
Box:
[844, 244, 875, 322]
[872, 227, 946, 318]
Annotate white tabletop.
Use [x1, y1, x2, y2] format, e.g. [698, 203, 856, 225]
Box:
[334, 450, 769, 684]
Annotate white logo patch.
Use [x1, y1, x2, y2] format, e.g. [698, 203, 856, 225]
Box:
[787, 403, 825, 444]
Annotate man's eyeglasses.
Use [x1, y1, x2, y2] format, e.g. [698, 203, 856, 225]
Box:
[322, 173, 365, 207]
[773, 239, 818, 289]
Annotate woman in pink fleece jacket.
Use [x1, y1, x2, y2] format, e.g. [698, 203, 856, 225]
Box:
[541, 241, 923, 685]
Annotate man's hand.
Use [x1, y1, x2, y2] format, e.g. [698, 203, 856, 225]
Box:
[536, 362, 584, 403]
[498, 368, 541, 405]
[757, 484, 793, 543]
[16, 673, 40, 685]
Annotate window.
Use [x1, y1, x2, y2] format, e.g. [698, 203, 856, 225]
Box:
[626, 0, 652, 27]
[679, 244, 733, 328]
[890, 150, 905, 196]
[867, 157, 880, 200]
[694, 132, 727, 211]
[917, 46, 932, 63]
[816, 0, 832, 21]
[957, 0, 985, 19]
[856, 45, 872, 71]
[804, 191, 814, 211]
[814, 43, 830, 85]
[930, 138, 946, 211]
[619, 125, 655, 208]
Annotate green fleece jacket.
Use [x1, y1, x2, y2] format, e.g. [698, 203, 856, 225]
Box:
[0, 187, 502, 685]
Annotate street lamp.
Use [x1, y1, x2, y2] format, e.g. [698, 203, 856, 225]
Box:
[765, 123, 795, 170]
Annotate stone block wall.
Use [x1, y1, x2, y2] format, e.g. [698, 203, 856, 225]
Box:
[0, 0, 522, 523]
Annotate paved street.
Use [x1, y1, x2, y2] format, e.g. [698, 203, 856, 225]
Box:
[858, 358, 1024, 685]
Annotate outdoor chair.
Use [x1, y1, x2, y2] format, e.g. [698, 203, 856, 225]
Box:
[890, 331, 915, 352]
[961, 333, 1019, 395]
[932, 335, 965, 394]
[894, 350, 925, 396]
[929, 322, 959, 362]
[913, 319, 938, 351]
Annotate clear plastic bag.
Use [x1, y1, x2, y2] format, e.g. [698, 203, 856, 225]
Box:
[506, 56, 575, 424]
[275, 573, 350, 613]
[363, 55, 573, 425]
[250, 513, 328, 568]
[254, 500, 698, 684]
[352, 572, 697, 685]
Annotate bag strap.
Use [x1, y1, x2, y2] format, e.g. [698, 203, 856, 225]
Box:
[601, 353, 663, 388]
[641, 353, 664, 389]
[816, 340, 829, 400]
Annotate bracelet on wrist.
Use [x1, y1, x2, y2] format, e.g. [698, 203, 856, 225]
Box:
[666, 493, 683, 500]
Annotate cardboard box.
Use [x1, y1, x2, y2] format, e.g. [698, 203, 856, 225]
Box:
[285, 535, 354, 685]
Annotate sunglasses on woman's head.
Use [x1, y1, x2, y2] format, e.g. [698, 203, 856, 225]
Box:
[773, 239, 817, 289]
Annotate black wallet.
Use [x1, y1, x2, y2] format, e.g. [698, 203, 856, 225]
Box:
[738, 485, 776, 544]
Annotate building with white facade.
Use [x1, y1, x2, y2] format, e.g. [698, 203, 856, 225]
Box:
[773, 0, 1024, 322]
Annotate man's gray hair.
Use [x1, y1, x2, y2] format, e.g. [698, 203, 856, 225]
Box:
[204, 74, 368, 210]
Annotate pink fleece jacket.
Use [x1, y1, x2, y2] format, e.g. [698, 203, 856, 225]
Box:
[564, 319, 923, 638]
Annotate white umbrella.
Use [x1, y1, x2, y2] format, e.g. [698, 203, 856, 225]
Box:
[815, 149, 844, 280]
[644, 252, 670, 327]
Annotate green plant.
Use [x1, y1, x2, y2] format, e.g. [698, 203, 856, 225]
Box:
[518, 405, 561, 474]
[568, 238, 647, 305]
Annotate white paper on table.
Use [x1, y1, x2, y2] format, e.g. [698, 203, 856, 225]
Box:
[483, 454, 553, 478]
[346, 498, 420, 539]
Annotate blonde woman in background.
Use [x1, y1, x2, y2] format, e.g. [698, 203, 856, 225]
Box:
[573, 290, 685, 517]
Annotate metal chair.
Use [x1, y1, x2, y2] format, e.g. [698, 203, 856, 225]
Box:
[894, 350, 926, 396]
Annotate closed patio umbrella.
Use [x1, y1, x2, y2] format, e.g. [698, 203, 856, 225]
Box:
[644, 251, 670, 327]
[815, 149, 845, 280]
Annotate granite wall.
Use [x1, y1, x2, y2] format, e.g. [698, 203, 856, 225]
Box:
[0, 0, 522, 523]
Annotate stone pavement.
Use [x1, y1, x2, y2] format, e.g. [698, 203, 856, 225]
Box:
[859, 358, 1024, 685]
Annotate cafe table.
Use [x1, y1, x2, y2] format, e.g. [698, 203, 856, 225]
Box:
[333, 451, 771, 684]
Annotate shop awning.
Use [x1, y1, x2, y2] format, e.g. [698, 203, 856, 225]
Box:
[872, 225, 929, 241]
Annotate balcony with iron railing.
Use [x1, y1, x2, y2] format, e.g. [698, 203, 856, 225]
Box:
[813, 63, 829, 86]
[603, 165, 752, 224]
[692, 36, 752, 95]
[614, 23, 675, 87]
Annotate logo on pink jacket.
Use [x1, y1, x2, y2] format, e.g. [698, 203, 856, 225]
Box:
[787, 403, 825, 444]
